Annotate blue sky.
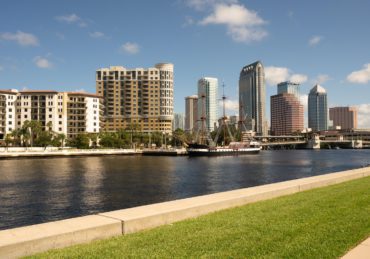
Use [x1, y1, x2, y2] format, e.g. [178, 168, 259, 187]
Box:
[1, 0, 370, 127]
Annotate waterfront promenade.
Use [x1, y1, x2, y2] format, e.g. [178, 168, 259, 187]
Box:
[0, 166, 369, 258]
[0, 147, 138, 158]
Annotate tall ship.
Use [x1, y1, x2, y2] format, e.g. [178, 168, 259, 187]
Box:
[187, 84, 261, 156]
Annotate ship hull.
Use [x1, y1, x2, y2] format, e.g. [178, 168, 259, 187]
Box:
[187, 147, 260, 156]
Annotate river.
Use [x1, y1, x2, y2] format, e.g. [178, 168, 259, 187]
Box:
[0, 149, 369, 230]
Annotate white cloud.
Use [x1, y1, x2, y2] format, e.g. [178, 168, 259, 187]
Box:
[186, 0, 237, 11]
[219, 99, 239, 112]
[312, 74, 331, 85]
[34, 56, 53, 69]
[265, 66, 290, 85]
[290, 74, 308, 84]
[227, 26, 267, 42]
[200, 4, 265, 26]
[299, 94, 309, 128]
[0, 66, 3, 71]
[309, 35, 323, 46]
[89, 31, 105, 38]
[55, 32, 65, 40]
[120, 42, 140, 54]
[183, 16, 195, 27]
[265, 66, 308, 86]
[347, 64, 370, 84]
[356, 104, 370, 128]
[198, 3, 268, 43]
[55, 14, 80, 23]
[300, 94, 308, 107]
[55, 14, 88, 27]
[0, 31, 39, 46]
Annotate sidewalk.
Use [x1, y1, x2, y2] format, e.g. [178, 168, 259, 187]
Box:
[342, 237, 370, 259]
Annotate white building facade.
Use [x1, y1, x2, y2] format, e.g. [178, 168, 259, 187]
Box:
[0, 89, 102, 140]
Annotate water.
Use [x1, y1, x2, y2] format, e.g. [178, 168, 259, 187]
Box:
[0, 149, 369, 230]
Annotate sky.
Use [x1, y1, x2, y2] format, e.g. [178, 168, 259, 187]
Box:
[1, 0, 370, 127]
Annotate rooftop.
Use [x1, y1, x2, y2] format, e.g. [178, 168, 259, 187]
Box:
[310, 84, 327, 94]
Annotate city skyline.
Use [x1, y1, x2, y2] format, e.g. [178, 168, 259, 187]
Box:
[1, 1, 370, 127]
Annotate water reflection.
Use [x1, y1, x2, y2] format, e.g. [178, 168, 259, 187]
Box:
[1, 149, 369, 230]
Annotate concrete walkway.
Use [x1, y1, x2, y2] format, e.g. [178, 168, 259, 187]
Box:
[342, 237, 370, 259]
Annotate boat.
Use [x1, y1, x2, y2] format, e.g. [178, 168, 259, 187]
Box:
[187, 83, 261, 156]
[187, 141, 261, 156]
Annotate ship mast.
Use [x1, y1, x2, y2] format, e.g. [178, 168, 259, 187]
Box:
[214, 83, 234, 145]
[194, 91, 214, 146]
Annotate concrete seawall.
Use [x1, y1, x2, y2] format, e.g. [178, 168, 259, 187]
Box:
[1, 166, 369, 258]
[0, 148, 139, 159]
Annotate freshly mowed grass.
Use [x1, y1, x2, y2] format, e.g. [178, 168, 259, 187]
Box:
[30, 176, 370, 258]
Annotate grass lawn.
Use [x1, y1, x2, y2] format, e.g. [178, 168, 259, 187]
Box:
[30, 176, 370, 258]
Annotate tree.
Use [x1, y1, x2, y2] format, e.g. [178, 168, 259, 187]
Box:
[10, 129, 22, 146]
[22, 120, 42, 146]
[35, 131, 52, 147]
[4, 134, 13, 147]
[67, 134, 90, 149]
[171, 128, 187, 147]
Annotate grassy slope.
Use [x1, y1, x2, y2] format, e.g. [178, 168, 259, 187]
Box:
[31, 176, 370, 258]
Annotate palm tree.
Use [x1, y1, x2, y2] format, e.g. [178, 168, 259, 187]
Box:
[10, 129, 22, 146]
[59, 133, 66, 148]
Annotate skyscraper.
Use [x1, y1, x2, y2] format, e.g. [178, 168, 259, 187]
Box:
[173, 113, 185, 130]
[239, 61, 267, 135]
[329, 106, 357, 130]
[96, 63, 174, 133]
[185, 95, 198, 132]
[277, 81, 300, 100]
[308, 84, 328, 132]
[271, 93, 304, 136]
[197, 77, 218, 132]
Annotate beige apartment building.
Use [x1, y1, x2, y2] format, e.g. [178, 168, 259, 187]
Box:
[96, 63, 174, 133]
[0, 89, 102, 140]
[329, 106, 357, 130]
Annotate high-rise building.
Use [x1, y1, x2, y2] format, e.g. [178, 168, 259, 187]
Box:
[239, 61, 267, 135]
[0, 89, 102, 140]
[308, 84, 328, 132]
[173, 113, 185, 130]
[329, 106, 357, 130]
[197, 77, 218, 132]
[271, 93, 304, 135]
[66, 92, 102, 138]
[277, 81, 300, 100]
[96, 63, 174, 133]
[0, 89, 17, 139]
[185, 95, 198, 132]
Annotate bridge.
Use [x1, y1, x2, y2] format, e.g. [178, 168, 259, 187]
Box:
[243, 132, 370, 149]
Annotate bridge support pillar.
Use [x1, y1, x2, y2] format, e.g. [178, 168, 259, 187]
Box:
[307, 135, 320, 149]
[351, 140, 363, 149]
